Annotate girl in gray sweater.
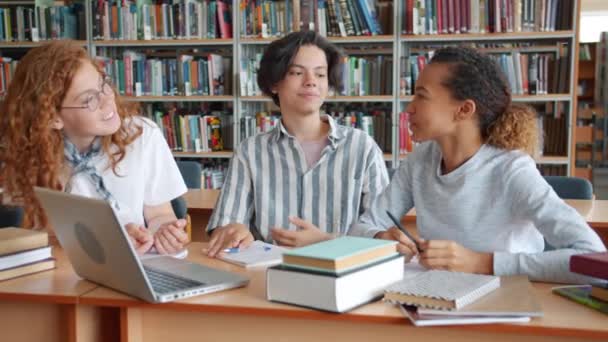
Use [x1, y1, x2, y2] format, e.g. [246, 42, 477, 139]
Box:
[351, 47, 606, 284]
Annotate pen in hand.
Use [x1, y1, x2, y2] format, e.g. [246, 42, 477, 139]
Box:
[385, 210, 423, 253]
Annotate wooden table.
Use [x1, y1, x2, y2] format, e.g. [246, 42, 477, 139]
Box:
[79, 242, 608, 342]
[185, 189, 608, 245]
[2, 243, 608, 342]
[0, 247, 102, 342]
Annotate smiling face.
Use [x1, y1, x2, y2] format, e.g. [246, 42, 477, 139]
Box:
[54, 60, 120, 150]
[272, 44, 329, 117]
[405, 63, 467, 142]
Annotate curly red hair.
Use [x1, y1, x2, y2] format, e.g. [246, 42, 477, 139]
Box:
[0, 40, 142, 229]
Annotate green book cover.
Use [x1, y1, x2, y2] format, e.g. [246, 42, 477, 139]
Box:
[283, 236, 396, 261]
[553, 285, 608, 315]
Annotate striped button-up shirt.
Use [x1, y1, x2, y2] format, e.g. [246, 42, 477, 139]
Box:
[207, 115, 389, 241]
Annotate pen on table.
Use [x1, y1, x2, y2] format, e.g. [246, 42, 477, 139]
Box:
[385, 210, 423, 253]
[223, 247, 239, 254]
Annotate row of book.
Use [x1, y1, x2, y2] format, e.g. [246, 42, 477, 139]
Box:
[92, 0, 232, 40]
[240, 0, 390, 38]
[95, 51, 231, 96]
[0, 3, 85, 42]
[201, 165, 226, 189]
[399, 49, 570, 96]
[148, 108, 234, 152]
[0, 228, 55, 282]
[402, 0, 574, 35]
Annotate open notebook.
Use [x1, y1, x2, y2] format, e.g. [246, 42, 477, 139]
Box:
[384, 270, 500, 310]
[217, 241, 286, 268]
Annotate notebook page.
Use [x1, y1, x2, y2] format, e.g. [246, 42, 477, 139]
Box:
[217, 241, 286, 268]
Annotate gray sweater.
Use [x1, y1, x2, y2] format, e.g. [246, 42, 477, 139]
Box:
[350, 141, 606, 284]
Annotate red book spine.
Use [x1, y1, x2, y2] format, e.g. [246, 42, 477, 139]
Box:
[570, 252, 608, 280]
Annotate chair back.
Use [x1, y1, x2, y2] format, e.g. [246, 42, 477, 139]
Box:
[176, 160, 202, 189]
[0, 205, 24, 228]
[543, 176, 593, 200]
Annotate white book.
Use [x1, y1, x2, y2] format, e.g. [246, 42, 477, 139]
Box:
[0, 246, 52, 270]
[217, 241, 285, 268]
[267, 255, 404, 313]
[400, 305, 530, 326]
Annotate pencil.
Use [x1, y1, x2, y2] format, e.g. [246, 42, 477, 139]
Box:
[386, 210, 423, 252]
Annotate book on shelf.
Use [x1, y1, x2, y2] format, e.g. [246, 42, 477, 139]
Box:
[399, 304, 531, 326]
[384, 270, 500, 310]
[0, 258, 56, 282]
[0, 227, 49, 256]
[266, 254, 404, 312]
[552, 285, 608, 315]
[281, 236, 398, 275]
[570, 252, 608, 280]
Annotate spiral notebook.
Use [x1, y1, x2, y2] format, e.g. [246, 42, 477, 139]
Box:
[384, 270, 500, 310]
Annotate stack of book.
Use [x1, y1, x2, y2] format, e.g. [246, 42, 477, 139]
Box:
[0, 228, 55, 282]
[384, 266, 542, 326]
[266, 236, 404, 313]
[552, 252, 608, 315]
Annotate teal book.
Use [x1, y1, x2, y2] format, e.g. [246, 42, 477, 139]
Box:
[282, 236, 397, 275]
[552, 285, 608, 315]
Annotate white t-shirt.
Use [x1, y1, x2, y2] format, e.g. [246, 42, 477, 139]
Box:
[67, 116, 187, 229]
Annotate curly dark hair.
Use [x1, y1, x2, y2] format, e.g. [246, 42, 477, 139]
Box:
[0, 40, 142, 228]
[430, 47, 538, 155]
[257, 31, 344, 106]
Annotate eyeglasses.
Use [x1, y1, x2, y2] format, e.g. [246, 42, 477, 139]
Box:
[61, 76, 115, 112]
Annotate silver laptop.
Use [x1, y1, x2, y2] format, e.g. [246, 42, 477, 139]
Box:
[35, 187, 248, 303]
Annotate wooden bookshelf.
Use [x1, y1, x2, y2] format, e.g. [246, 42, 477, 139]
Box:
[0, 0, 582, 176]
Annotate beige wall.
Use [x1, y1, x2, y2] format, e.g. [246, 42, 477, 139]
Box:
[582, 0, 608, 12]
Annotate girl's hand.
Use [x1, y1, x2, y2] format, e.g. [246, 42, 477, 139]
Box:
[418, 240, 494, 274]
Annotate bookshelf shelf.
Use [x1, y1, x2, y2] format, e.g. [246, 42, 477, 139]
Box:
[240, 35, 395, 45]
[1, 1, 34, 5]
[0, 40, 88, 49]
[242, 96, 393, 103]
[172, 151, 233, 159]
[536, 156, 570, 165]
[400, 94, 573, 103]
[123, 96, 234, 102]
[93, 39, 234, 47]
[401, 31, 576, 43]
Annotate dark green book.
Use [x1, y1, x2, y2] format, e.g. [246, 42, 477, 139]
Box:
[552, 285, 608, 315]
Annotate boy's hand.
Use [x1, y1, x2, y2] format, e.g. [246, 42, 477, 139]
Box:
[206, 223, 253, 257]
[271, 216, 332, 247]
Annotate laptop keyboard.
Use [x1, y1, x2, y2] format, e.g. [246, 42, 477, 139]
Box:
[144, 267, 205, 294]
